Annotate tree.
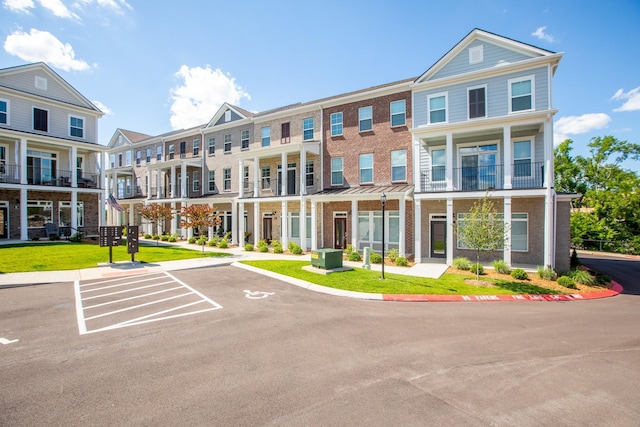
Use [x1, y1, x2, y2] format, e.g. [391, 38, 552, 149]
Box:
[139, 203, 174, 245]
[455, 195, 508, 281]
[180, 204, 221, 252]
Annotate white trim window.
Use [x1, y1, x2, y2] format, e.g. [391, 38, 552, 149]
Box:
[223, 168, 231, 191]
[305, 161, 314, 187]
[390, 100, 406, 127]
[513, 140, 533, 177]
[156, 146, 162, 161]
[146, 148, 151, 163]
[509, 75, 535, 113]
[331, 157, 343, 186]
[391, 149, 407, 182]
[359, 106, 373, 132]
[0, 98, 8, 125]
[224, 134, 232, 152]
[261, 127, 270, 147]
[110, 154, 116, 169]
[59, 201, 84, 227]
[69, 115, 84, 138]
[427, 92, 447, 124]
[136, 151, 141, 166]
[125, 151, 132, 166]
[359, 153, 373, 183]
[169, 145, 175, 159]
[303, 118, 314, 140]
[261, 166, 271, 190]
[430, 148, 446, 183]
[330, 112, 343, 136]
[469, 45, 483, 64]
[27, 200, 53, 228]
[193, 139, 200, 156]
[241, 130, 250, 149]
[243, 166, 250, 190]
[289, 212, 300, 239]
[35, 76, 47, 90]
[193, 171, 200, 192]
[456, 213, 528, 252]
[208, 170, 215, 192]
[468, 85, 487, 119]
[358, 211, 400, 250]
[224, 110, 231, 122]
[208, 137, 215, 155]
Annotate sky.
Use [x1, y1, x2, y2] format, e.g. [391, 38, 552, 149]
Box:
[1, 0, 639, 172]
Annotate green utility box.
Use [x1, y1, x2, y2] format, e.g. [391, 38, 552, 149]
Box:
[310, 248, 344, 269]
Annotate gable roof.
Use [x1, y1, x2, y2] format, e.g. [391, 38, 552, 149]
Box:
[205, 102, 254, 128]
[120, 129, 152, 143]
[0, 62, 103, 114]
[415, 28, 559, 84]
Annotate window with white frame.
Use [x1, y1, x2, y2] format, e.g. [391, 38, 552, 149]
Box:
[118, 153, 123, 167]
[331, 157, 343, 186]
[513, 140, 532, 177]
[27, 150, 56, 185]
[359, 106, 372, 132]
[431, 148, 445, 182]
[193, 171, 200, 192]
[427, 93, 447, 124]
[125, 151, 132, 166]
[208, 170, 215, 192]
[469, 45, 483, 64]
[59, 201, 84, 227]
[306, 161, 314, 187]
[261, 127, 270, 147]
[35, 76, 47, 90]
[146, 148, 151, 163]
[156, 146, 162, 161]
[391, 149, 407, 182]
[27, 200, 53, 228]
[208, 137, 215, 155]
[241, 130, 249, 149]
[303, 118, 314, 140]
[0, 145, 6, 175]
[243, 166, 249, 190]
[225, 110, 231, 122]
[180, 141, 186, 158]
[261, 166, 271, 190]
[509, 76, 534, 112]
[136, 151, 141, 166]
[193, 139, 200, 156]
[289, 212, 300, 239]
[169, 145, 175, 159]
[306, 212, 311, 239]
[69, 115, 84, 138]
[456, 213, 528, 252]
[330, 112, 343, 136]
[358, 211, 400, 249]
[223, 168, 231, 190]
[359, 153, 373, 183]
[224, 134, 232, 152]
[110, 154, 115, 168]
[390, 100, 406, 126]
[468, 86, 486, 119]
[0, 99, 8, 124]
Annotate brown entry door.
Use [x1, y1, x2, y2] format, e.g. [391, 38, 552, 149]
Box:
[0, 207, 7, 238]
[263, 217, 272, 244]
[334, 218, 346, 249]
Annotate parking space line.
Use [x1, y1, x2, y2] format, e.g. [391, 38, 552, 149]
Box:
[81, 281, 175, 301]
[83, 286, 184, 310]
[83, 292, 194, 321]
[80, 274, 167, 293]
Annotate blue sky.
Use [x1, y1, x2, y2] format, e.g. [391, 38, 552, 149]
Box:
[1, 0, 639, 171]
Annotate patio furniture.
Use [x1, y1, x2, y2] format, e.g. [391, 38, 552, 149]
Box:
[44, 222, 59, 238]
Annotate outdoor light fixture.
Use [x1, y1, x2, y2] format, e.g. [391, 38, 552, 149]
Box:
[380, 192, 387, 280]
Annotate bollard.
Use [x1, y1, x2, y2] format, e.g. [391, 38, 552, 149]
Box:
[363, 247, 371, 269]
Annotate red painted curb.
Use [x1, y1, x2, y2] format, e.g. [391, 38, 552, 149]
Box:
[382, 280, 623, 302]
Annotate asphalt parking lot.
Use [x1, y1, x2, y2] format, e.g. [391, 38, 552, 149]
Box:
[2, 263, 639, 426]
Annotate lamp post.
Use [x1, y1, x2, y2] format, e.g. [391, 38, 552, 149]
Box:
[380, 192, 387, 280]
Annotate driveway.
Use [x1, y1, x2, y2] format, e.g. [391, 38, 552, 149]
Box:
[578, 250, 640, 295]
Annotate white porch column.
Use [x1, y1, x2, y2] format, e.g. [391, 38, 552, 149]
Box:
[99, 192, 106, 228]
[170, 166, 176, 198]
[238, 159, 244, 198]
[300, 148, 307, 195]
[170, 202, 177, 235]
[71, 190, 78, 231]
[253, 202, 260, 246]
[412, 135, 422, 192]
[399, 196, 406, 257]
[351, 199, 358, 250]
[544, 118, 555, 268]
[253, 157, 259, 197]
[70, 146, 77, 186]
[446, 197, 454, 265]
[19, 187, 28, 240]
[111, 170, 117, 196]
[503, 126, 512, 189]
[311, 200, 318, 250]
[281, 200, 288, 248]
[503, 196, 512, 265]
[129, 203, 134, 226]
[19, 138, 27, 185]
[445, 132, 454, 191]
[300, 198, 307, 251]
[146, 171, 152, 200]
[280, 152, 287, 196]
[231, 201, 238, 245]
[414, 199, 422, 262]
[238, 202, 245, 245]
[180, 163, 187, 198]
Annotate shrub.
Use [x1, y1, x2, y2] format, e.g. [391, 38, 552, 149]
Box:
[492, 259, 511, 274]
[122, 227, 127, 237]
[152, 234, 160, 241]
[218, 239, 228, 249]
[387, 248, 399, 263]
[566, 269, 596, 286]
[453, 257, 471, 271]
[70, 232, 83, 242]
[197, 236, 207, 246]
[570, 248, 580, 269]
[258, 243, 269, 252]
[557, 276, 577, 289]
[144, 233, 152, 239]
[244, 243, 254, 251]
[291, 244, 303, 255]
[168, 235, 177, 243]
[208, 239, 217, 247]
[31, 236, 40, 241]
[258, 239, 268, 247]
[188, 236, 197, 244]
[348, 251, 362, 261]
[511, 268, 528, 280]
[537, 266, 557, 281]
[48, 234, 60, 241]
[370, 251, 382, 264]
[273, 244, 283, 254]
[395, 256, 408, 267]
[160, 234, 169, 241]
[470, 263, 484, 275]
[344, 244, 353, 254]
[595, 272, 611, 287]
[272, 240, 281, 248]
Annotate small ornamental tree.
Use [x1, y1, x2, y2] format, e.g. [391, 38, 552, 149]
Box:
[180, 204, 221, 252]
[139, 203, 174, 246]
[455, 194, 508, 281]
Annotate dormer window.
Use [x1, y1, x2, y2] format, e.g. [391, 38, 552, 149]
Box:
[469, 45, 483, 64]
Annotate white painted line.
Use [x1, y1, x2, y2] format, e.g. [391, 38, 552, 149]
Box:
[0, 338, 19, 345]
[74, 280, 87, 335]
[83, 292, 194, 321]
[83, 286, 184, 309]
[164, 271, 223, 308]
[107, 299, 209, 327]
[79, 272, 165, 288]
[81, 275, 168, 293]
[81, 281, 175, 301]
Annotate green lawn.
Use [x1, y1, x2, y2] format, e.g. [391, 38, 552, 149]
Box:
[240, 260, 564, 295]
[0, 242, 232, 273]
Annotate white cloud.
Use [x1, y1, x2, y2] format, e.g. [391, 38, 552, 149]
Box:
[92, 100, 112, 115]
[612, 87, 640, 112]
[3, 0, 35, 13]
[72, 0, 132, 14]
[554, 113, 611, 144]
[38, 0, 79, 19]
[4, 29, 91, 71]
[169, 65, 250, 130]
[532, 26, 554, 43]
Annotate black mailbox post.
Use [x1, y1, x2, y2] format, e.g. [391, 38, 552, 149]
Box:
[99, 226, 122, 264]
[127, 225, 139, 262]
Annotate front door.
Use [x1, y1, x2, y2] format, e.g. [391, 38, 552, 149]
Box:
[0, 207, 7, 238]
[263, 217, 272, 243]
[334, 218, 347, 249]
[430, 220, 446, 258]
[287, 168, 296, 195]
